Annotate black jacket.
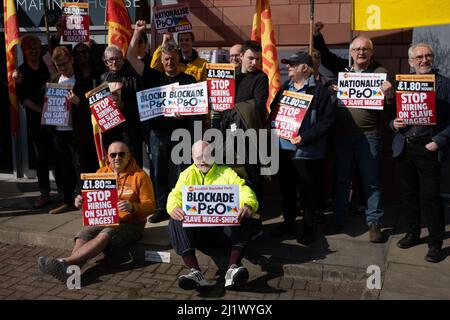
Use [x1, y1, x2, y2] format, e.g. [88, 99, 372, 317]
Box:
[391, 72, 450, 161]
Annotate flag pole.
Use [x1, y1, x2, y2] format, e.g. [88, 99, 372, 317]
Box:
[104, 0, 108, 46]
[43, 1, 52, 54]
[349, 0, 354, 67]
[309, 0, 314, 55]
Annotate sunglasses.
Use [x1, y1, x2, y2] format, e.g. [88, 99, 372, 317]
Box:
[109, 152, 127, 158]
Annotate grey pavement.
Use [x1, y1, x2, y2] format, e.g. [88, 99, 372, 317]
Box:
[1, 173, 450, 300]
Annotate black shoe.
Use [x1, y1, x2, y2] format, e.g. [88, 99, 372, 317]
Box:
[324, 222, 344, 235]
[148, 209, 169, 223]
[396, 233, 420, 249]
[425, 246, 444, 263]
[297, 227, 313, 245]
[270, 222, 295, 237]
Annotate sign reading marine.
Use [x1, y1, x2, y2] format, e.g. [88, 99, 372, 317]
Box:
[7, 0, 140, 28]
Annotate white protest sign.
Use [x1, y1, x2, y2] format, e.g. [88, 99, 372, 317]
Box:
[153, 3, 192, 35]
[41, 83, 73, 126]
[136, 83, 178, 121]
[164, 81, 209, 116]
[182, 185, 240, 227]
[337, 72, 386, 110]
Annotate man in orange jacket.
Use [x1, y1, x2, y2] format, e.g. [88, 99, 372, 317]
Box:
[37, 141, 156, 283]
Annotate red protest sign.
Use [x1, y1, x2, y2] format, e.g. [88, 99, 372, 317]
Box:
[396, 74, 436, 125]
[81, 173, 119, 227]
[62, 2, 90, 43]
[86, 82, 126, 132]
[206, 63, 235, 112]
[272, 91, 313, 140]
[41, 83, 73, 126]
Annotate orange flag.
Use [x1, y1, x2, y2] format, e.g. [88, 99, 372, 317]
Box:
[92, 114, 105, 167]
[106, 0, 132, 56]
[251, 0, 281, 113]
[4, 0, 20, 136]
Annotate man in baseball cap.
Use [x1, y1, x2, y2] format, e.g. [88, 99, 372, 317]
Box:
[281, 51, 313, 67]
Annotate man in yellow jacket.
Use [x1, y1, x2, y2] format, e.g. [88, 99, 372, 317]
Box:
[37, 141, 156, 283]
[167, 140, 260, 290]
[151, 32, 207, 82]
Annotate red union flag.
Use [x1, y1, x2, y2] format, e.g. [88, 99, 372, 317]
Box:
[251, 0, 281, 114]
[106, 0, 132, 56]
[4, 0, 20, 136]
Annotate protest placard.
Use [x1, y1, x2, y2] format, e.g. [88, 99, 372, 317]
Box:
[41, 83, 73, 126]
[164, 81, 209, 116]
[136, 83, 178, 121]
[81, 173, 119, 227]
[337, 72, 386, 110]
[86, 82, 126, 132]
[153, 3, 192, 35]
[206, 63, 235, 112]
[182, 185, 240, 227]
[62, 2, 89, 43]
[396, 74, 436, 125]
[272, 91, 314, 140]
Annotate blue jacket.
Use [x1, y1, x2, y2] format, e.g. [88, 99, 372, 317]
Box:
[268, 77, 335, 160]
[391, 72, 450, 161]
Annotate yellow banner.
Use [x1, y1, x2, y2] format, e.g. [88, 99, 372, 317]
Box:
[352, 0, 450, 31]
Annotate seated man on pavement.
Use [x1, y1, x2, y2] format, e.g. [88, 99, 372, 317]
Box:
[167, 140, 260, 290]
[37, 141, 156, 283]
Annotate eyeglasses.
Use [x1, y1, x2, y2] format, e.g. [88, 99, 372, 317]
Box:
[24, 46, 41, 51]
[105, 57, 122, 64]
[55, 61, 70, 68]
[109, 152, 127, 158]
[287, 63, 301, 68]
[351, 47, 371, 53]
[411, 54, 433, 61]
[74, 50, 89, 56]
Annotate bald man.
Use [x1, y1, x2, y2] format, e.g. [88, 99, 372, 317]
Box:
[37, 141, 156, 283]
[166, 140, 260, 290]
[229, 44, 242, 69]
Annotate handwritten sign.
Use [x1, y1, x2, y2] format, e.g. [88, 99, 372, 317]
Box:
[41, 83, 73, 126]
[337, 72, 386, 110]
[206, 63, 235, 112]
[86, 82, 126, 132]
[182, 185, 240, 227]
[81, 173, 119, 227]
[272, 91, 313, 140]
[62, 2, 89, 43]
[153, 3, 192, 35]
[396, 74, 436, 125]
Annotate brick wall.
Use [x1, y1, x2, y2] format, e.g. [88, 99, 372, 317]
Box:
[172, 0, 415, 203]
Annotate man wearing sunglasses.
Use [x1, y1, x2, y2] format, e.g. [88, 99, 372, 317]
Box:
[37, 141, 156, 283]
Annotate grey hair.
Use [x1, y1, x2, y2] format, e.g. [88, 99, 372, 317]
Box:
[103, 45, 123, 58]
[408, 43, 434, 59]
[350, 36, 374, 51]
[161, 41, 179, 55]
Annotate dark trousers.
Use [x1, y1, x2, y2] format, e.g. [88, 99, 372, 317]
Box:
[102, 123, 143, 168]
[168, 218, 255, 256]
[398, 142, 445, 248]
[53, 130, 78, 204]
[28, 121, 61, 195]
[148, 130, 182, 211]
[278, 149, 323, 223]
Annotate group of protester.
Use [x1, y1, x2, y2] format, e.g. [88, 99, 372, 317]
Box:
[12, 20, 449, 290]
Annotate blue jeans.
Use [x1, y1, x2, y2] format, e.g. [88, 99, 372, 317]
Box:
[333, 133, 383, 225]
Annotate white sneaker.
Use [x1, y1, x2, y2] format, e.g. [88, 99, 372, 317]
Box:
[178, 268, 210, 290]
[224, 264, 249, 288]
